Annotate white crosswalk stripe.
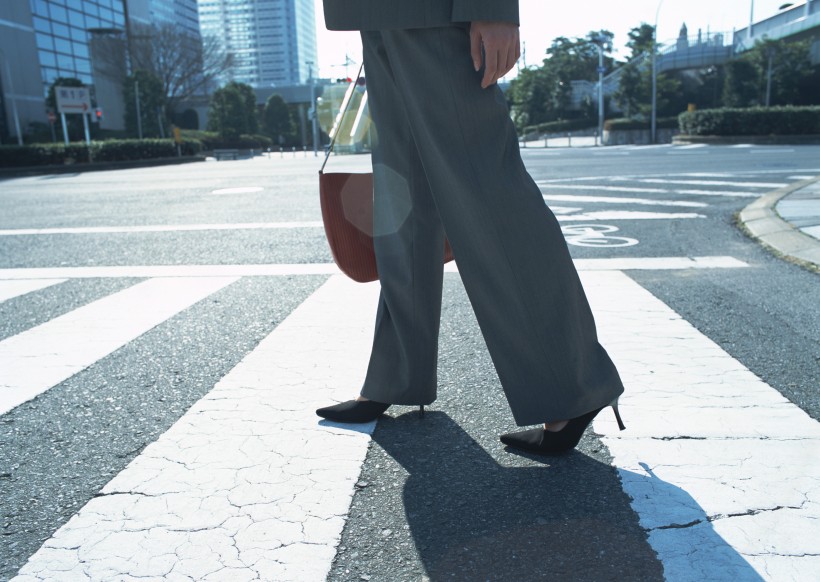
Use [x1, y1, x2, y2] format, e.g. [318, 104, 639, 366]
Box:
[0, 279, 66, 304]
[534, 170, 812, 224]
[3, 262, 818, 581]
[0, 277, 238, 415]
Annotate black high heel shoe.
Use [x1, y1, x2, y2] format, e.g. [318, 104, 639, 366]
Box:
[316, 400, 425, 423]
[500, 398, 625, 455]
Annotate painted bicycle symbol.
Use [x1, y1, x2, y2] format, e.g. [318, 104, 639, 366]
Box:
[561, 224, 639, 247]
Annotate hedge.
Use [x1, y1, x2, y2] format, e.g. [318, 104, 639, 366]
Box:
[0, 138, 203, 168]
[678, 106, 820, 136]
[604, 117, 679, 131]
[522, 118, 597, 136]
[180, 130, 273, 150]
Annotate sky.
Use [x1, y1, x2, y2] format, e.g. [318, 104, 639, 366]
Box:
[312, 0, 799, 79]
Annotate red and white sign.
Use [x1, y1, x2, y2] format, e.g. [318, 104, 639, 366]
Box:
[55, 86, 91, 114]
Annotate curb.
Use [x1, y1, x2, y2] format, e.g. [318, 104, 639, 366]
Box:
[738, 176, 820, 272]
[674, 134, 820, 146]
[0, 155, 206, 179]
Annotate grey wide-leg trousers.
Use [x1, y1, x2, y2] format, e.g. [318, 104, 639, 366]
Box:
[359, 25, 624, 426]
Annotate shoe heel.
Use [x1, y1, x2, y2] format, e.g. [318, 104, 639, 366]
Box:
[419, 404, 425, 418]
[610, 398, 626, 431]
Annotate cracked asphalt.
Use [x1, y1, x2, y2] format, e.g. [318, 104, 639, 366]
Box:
[1, 146, 819, 581]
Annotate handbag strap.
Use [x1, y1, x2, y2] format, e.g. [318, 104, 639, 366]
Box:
[320, 62, 366, 173]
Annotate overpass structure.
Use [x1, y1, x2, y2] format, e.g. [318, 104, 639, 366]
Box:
[570, 1, 819, 112]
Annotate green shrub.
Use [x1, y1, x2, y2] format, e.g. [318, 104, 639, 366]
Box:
[604, 117, 678, 131]
[522, 118, 596, 136]
[0, 138, 202, 168]
[678, 106, 820, 136]
[180, 130, 272, 150]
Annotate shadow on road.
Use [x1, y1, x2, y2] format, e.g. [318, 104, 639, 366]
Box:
[365, 411, 761, 581]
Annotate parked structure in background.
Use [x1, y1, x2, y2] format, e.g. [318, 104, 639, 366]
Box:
[197, 0, 317, 88]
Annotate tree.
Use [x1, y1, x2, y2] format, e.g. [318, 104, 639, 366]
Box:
[207, 82, 258, 139]
[613, 63, 643, 117]
[507, 65, 557, 130]
[626, 23, 655, 60]
[722, 38, 817, 108]
[123, 70, 166, 138]
[749, 38, 815, 106]
[507, 30, 615, 130]
[262, 94, 295, 145]
[130, 23, 233, 116]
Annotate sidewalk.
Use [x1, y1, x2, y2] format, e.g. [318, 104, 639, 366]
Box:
[739, 176, 820, 271]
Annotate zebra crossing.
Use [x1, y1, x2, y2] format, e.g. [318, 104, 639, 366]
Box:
[534, 169, 820, 231]
[2, 254, 819, 581]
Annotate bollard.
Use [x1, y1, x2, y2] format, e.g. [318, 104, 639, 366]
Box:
[567, 132, 572, 148]
[280, 146, 284, 158]
[544, 136, 548, 148]
[292, 146, 296, 157]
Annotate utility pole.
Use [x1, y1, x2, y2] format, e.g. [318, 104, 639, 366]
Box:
[0, 50, 23, 145]
[590, 34, 608, 147]
[749, 0, 755, 41]
[651, 0, 666, 145]
[307, 61, 318, 156]
[135, 79, 143, 139]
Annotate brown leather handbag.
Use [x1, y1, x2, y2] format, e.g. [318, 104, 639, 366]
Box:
[318, 68, 453, 283]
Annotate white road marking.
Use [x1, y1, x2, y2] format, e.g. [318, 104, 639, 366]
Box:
[0, 279, 66, 304]
[674, 144, 708, 149]
[0, 222, 325, 236]
[538, 183, 757, 197]
[12, 264, 804, 581]
[558, 211, 704, 221]
[0, 277, 238, 415]
[674, 189, 759, 198]
[750, 149, 796, 154]
[585, 271, 820, 581]
[12, 275, 380, 582]
[542, 194, 708, 208]
[0, 257, 748, 282]
[620, 178, 786, 188]
[210, 187, 264, 195]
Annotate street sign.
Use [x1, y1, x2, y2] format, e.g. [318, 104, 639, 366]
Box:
[597, 66, 607, 74]
[55, 86, 91, 114]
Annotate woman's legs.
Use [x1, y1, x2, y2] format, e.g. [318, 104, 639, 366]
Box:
[357, 26, 624, 426]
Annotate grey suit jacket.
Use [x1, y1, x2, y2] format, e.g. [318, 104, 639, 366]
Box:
[323, 0, 519, 31]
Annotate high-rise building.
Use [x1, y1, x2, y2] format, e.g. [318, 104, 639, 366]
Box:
[197, 0, 317, 87]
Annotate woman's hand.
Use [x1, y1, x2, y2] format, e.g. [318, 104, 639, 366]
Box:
[470, 21, 521, 89]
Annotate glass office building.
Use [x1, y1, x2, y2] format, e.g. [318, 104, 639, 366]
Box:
[29, 0, 126, 91]
[0, 0, 203, 138]
[197, 0, 317, 87]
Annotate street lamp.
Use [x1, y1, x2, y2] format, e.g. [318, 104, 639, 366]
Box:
[590, 34, 610, 146]
[651, 0, 666, 145]
[0, 49, 24, 145]
[307, 60, 318, 156]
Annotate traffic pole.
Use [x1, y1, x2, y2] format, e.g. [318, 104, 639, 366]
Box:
[60, 112, 69, 145]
